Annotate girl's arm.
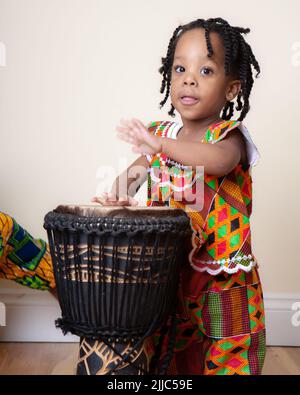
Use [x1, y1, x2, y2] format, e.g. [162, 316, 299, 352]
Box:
[161, 129, 243, 176]
[116, 118, 244, 177]
[110, 154, 148, 199]
[92, 155, 148, 205]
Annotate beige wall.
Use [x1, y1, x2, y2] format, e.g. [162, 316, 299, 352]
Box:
[0, 0, 299, 293]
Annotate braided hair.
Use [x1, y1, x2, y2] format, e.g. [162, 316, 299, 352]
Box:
[158, 17, 260, 121]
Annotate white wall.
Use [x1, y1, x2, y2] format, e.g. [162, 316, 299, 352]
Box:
[0, 0, 299, 301]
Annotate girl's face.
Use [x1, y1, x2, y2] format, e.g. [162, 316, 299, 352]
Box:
[170, 28, 240, 122]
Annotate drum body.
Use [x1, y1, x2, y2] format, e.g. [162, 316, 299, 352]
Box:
[44, 205, 191, 374]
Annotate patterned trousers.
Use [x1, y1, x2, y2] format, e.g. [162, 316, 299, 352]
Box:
[147, 261, 266, 375]
[0, 211, 55, 290]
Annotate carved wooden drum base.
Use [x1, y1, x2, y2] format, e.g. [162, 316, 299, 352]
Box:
[76, 337, 151, 375]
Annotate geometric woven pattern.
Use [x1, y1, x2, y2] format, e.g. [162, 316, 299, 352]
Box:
[205, 334, 253, 375]
[247, 283, 265, 333]
[147, 266, 266, 375]
[186, 268, 266, 340]
[7, 218, 47, 271]
[146, 119, 258, 275]
[203, 330, 266, 375]
[0, 211, 55, 290]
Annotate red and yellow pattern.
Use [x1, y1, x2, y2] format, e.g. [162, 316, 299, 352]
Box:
[147, 265, 266, 375]
[146, 120, 258, 275]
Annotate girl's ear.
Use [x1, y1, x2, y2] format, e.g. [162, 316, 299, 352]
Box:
[226, 80, 241, 101]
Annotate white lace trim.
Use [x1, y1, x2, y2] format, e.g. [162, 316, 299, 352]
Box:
[148, 164, 199, 178]
[166, 157, 190, 170]
[191, 253, 256, 266]
[190, 259, 257, 275]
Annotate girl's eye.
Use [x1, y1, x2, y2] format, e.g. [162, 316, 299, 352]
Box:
[200, 67, 213, 76]
[174, 65, 185, 73]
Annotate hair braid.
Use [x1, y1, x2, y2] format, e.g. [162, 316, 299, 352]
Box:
[220, 25, 232, 75]
[158, 25, 183, 115]
[222, 100, 235, 120]
[204, 26, 214, 57]
[237, 38, 253, 120]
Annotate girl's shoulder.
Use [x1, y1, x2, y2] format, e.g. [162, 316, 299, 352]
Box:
[205, 120, 241, 143]
[206, 120, 261, 168]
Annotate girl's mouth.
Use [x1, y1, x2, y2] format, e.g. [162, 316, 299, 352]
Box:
[180, 96, 199, 105]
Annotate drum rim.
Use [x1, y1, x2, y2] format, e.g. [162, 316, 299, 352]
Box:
[43, 210, 192, 235]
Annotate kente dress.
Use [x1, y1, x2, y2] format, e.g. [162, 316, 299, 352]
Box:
[145, 119, 266, 375]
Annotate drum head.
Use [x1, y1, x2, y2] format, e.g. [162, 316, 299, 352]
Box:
[54, 204, 187, 219]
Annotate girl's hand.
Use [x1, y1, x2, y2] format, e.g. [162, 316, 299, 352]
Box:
[91, 192, 139, 206]
[116, 118, 162, 155]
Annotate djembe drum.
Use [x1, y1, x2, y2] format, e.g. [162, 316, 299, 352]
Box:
[44, 205, 191, 375]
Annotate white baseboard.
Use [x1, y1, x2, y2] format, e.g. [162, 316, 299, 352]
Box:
[0, 288, 299, 345]
[263, 292, 300, 346]
[0, 287, 78, 342]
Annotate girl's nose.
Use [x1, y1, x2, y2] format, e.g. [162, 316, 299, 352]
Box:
[183, 74, 197, 86]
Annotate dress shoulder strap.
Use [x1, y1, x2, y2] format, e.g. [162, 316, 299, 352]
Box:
[204, 120, 241, 143]
[205, 120, 261, 167]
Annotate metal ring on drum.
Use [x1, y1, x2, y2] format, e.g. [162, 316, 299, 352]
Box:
[44, 205, 192, 375]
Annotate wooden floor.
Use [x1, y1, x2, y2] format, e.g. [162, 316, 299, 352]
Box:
[0, 343, 300, 375]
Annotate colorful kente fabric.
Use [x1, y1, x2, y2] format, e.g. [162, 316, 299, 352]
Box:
[0, 211, 55, 290]
[146, 120, 260, 275]
[145, 265, 266, 375]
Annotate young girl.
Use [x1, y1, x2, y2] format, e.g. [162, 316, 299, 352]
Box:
[93, 17, 265, 375]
